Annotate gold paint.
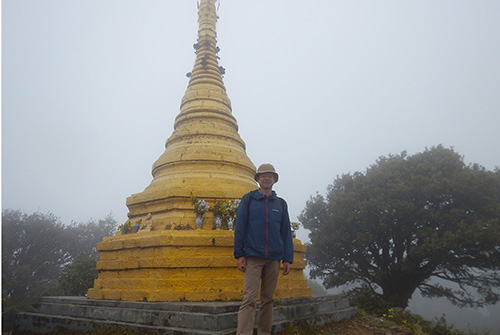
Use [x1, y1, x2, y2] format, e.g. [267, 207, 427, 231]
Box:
[88, 0, 311, 301]
[88, 231, 310, 301]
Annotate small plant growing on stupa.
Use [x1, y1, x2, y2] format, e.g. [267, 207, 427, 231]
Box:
[222, 199, 239, 221]
[190, 194, 209, 216]
[290, 221, 301, 238]
[117, 221, 133, 234]
[211, 201, 226, 217]
[222, 199, 240, 230]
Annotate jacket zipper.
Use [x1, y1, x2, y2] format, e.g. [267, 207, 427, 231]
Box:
[265, 197, 269, 258]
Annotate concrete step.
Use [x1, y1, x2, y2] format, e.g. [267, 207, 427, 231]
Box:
[16, 295, 357, 335]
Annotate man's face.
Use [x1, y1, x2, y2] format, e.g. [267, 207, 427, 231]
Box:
[257, 173, 276, 189]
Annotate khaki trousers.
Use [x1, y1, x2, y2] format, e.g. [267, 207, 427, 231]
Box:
[237, 257, 280, 335]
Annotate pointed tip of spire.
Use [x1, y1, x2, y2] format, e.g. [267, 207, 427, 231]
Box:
[186, 0, 225, 86]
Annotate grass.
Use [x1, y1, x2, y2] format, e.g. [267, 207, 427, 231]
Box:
[276, 309, 491, 335]
[7, 308, 491, 335]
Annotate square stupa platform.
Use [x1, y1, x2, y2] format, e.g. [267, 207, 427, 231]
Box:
[16, 295, 357, 334]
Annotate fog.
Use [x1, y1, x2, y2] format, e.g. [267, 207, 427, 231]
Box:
[3, 0, 499, 229]
[313, 279, 500, 333]
[3, 1, 499, 332]
[409, 293, 500, 333]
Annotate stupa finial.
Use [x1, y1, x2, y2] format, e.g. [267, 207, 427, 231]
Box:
[188, 0, 225, 87]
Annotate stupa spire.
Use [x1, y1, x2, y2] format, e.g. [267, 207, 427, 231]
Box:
[125, 0, 256, 229]
[187, 0, 225, 89]
[172, 0, 238, 141]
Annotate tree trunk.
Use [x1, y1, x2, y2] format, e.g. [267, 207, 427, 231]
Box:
[381, 279, 420, 308]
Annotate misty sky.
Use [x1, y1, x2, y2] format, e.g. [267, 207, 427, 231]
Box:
[2, 1, 500, 331]
[3, 0, 500, 240]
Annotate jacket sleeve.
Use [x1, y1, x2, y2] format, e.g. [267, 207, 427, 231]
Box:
[281, 199, 294, 264]
[233, 194, 250, 259]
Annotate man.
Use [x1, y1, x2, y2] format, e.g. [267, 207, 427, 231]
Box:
[234, 163, 294, 335]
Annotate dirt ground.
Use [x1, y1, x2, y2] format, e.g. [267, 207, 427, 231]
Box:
[278, 313, 415, 335]
[5, 313, 417, 335]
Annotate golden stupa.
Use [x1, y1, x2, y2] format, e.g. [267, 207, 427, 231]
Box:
[87, 0, 311, 302]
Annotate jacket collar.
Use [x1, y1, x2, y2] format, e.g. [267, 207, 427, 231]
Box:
[252, 188, 277, 200]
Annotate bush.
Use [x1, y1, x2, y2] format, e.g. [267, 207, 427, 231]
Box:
[58, 252, 98, 296]
[347, 285, 389, 316]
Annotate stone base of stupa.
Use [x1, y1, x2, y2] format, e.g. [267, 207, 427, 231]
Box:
[87, 230, 311, 302]
[15, 295, 358, 335]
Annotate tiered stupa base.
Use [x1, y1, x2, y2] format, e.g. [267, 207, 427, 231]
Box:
[87, 230, 311, 302]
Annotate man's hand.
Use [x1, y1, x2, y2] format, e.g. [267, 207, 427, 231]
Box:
[282, 262, 291, 275]
[237, 256, 246, 272]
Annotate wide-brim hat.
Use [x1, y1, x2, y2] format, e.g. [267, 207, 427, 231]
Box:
[254, 163, 279, 182]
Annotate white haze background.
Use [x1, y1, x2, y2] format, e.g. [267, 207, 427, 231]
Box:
[2, 1, 500, 332]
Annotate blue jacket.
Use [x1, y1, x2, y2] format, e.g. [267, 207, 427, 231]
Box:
[234, 189, 294, 264]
